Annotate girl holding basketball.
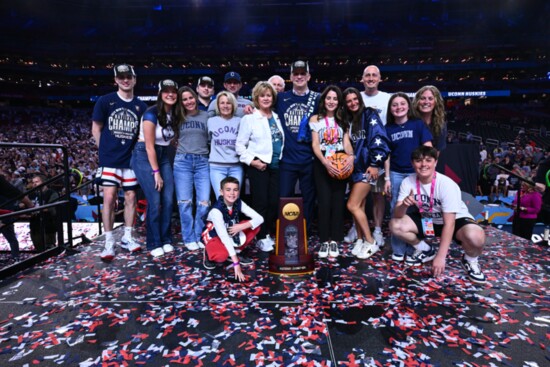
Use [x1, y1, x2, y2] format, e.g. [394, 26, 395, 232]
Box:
[343, 87, 390, 259]
[309, 85, 353, 258]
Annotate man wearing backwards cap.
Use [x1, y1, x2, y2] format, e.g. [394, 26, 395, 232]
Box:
[196, 76, 215, 111]
[208, 71, 253, 118]
[274, 60, 320, 232]
[92, 64, 147, 261]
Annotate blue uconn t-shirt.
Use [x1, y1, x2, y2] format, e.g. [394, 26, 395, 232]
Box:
[275, 91, 320, 164]
[386, 119, 433, 173]
[92, 92, 147, 168]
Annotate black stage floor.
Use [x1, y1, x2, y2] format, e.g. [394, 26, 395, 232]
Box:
[0, 225, 548, 366]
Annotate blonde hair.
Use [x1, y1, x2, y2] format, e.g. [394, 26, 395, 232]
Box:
[214, 91, 237, 117]
[251, 81, 277, 110]
[412, 85, 446, 141]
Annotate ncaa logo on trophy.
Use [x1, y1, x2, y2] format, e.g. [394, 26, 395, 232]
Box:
[268, 198, 314, 275]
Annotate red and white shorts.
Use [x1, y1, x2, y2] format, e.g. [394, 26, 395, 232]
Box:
[95, 167, 139, 191]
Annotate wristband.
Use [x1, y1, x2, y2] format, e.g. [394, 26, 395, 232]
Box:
[152, 169, 160, 174]
[384, 177, 390, 181]
[226, 261, 240, 270]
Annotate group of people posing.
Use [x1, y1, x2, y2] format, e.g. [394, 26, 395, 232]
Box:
[91, 61, 487, 284]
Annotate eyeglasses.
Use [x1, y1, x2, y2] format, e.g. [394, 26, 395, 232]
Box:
[199, 83, 213, 88]
[116, 75, 134, 80]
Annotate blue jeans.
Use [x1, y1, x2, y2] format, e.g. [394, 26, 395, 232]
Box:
[279, 160, 315, 232]
[390, 170, 414, 256]
[174, 153, 211, 244]
[131, 143, 174, 250]
[209, 163, 243, 194]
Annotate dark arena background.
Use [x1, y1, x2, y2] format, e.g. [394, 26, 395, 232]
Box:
[0, 1, 549, 366]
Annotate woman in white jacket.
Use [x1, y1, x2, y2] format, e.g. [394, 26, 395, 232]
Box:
[236, 81, 284, 250]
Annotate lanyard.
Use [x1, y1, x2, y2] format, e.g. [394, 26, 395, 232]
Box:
[323, 117, 339, 144]
[416, 172, 436, 214]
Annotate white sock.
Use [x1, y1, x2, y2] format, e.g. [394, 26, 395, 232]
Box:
[415, 240, 430, 252]
[105, 231, 113, 242]
[374, 227, 382, 234]
[464, 254, 478, 263]
[124, 226, 133, 239]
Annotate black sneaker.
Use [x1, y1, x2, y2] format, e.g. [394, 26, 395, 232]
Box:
[405, 244, 437, 266]
[461, 255, 486, 284]
[203, 248, 216, 270]
[238, 255, 254, 266]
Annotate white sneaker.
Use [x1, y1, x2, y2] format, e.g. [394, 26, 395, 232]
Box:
[357, 240, 379, 259]
[391, 253, 405, 262]
[328, 241, 339, 258]
[185, 242, 200, 251]
[318, 242, 329, 258]
[120, 237, 142, 253]
[162, 244, 174, 253]
[373, 231, 384, 247]
[351, 239, 364, 256]
[150, 247, 164, 258]
[344, 224, 357, 243]
[100, 241, 115, 261]
[257, 235, 275, 252]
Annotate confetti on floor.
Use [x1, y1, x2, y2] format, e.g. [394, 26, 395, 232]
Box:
[0, 224, 548, 366]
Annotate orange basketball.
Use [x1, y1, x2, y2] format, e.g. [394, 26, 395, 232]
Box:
[327, 152, 353, 180]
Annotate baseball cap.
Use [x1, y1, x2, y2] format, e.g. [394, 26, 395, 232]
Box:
[291, 60, 309, 73]
[224, 71, 241, 83]
[197, 76, 214, 87]
[113, 64, 136, 78]
[158, 79, 178, 93]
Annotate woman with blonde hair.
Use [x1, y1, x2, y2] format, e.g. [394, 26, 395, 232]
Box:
[512, 181, 542, 240]
[412, 85, 447, 152]
[236, 81, 284, 251]
[207, 91, 242, 193]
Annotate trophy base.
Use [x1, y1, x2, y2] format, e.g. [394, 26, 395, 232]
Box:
[268, 254, 314, 275]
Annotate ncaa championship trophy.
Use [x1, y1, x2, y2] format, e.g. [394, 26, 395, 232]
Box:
[268, 197, 314, 275]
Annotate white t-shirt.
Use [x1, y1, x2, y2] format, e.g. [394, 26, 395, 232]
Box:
[309, 116, 345, 155]
[361, 90, 392, 125]
[398, 172, 473, 224]
[494, 174, 509, 187]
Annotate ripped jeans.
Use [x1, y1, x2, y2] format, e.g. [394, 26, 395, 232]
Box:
[174, 153, 211, 244]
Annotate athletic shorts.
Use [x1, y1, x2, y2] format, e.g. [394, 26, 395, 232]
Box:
[408, 212, 481, 244]
[95, 167, 138, 191]
[351, 168, 385, 186]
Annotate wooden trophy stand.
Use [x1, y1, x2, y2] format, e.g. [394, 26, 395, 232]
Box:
[268, 197, 314, 275]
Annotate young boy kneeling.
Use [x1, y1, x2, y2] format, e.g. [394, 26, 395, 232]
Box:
[201, 176, 264, 282]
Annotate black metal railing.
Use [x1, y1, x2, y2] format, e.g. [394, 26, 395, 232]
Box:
[0, 143, 74, 278]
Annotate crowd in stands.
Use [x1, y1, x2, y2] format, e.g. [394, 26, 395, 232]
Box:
[477, 128, 549, 200]
[0, 106, 97, 193]
[0, 104, 548, 202]
[1, 47, 547, 97]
